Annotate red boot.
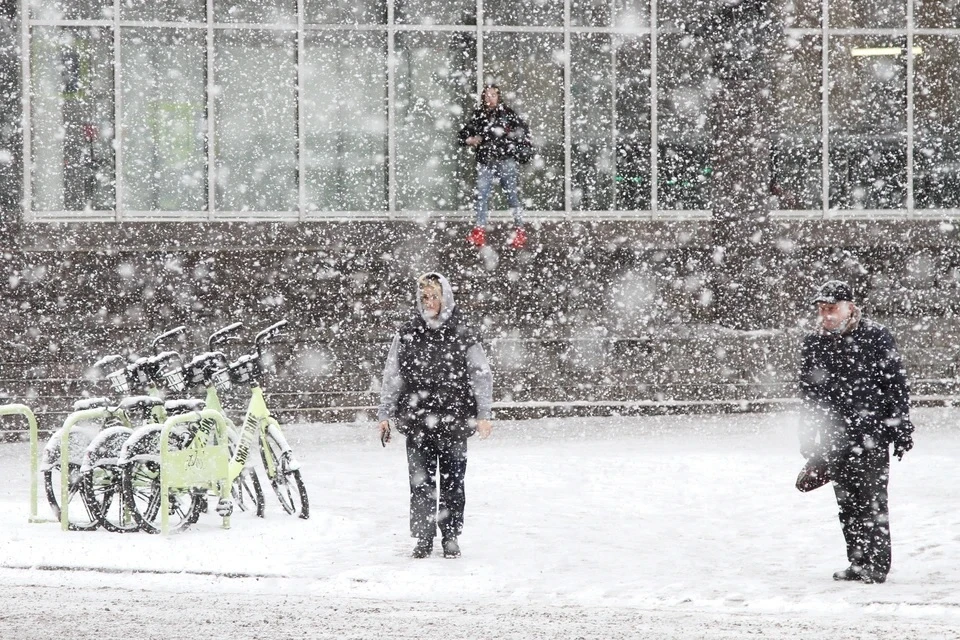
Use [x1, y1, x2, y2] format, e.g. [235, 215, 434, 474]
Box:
[509, 227, 527, 249]
[467, 226, 486, 247]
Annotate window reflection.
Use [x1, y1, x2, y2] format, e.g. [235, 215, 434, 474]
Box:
[304, 0, 385, 24]
[914, 36, 960, 209]
[483, 0, 563, 27]
[214, 0, 295, 24]
[772, 35, 821, 210]
[121, 0, 204, 22]
[829, 37, 907, 209]
[394, 31, 476, 212]
[31, 27, 115, 212]
[29, 0, 109, 21]
[615, 36, 651, 211]
[214, 30, 298, 212]
[830, 0, 905, 29]
[916, 0, 960, 29]
[572, 0, 649, 28]
[395, 0, 475, 25]
[484, 32, 565, 212]
[303, 32, 387, 211]
[572, 34, 615, 211]
[657, 33, 711, 210]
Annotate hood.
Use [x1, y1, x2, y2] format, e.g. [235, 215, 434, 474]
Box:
[416, 272, 456, 329]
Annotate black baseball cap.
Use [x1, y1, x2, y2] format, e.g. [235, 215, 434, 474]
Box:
[810, 280, 854, 305]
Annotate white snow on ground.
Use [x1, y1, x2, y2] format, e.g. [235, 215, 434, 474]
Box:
[1, 408, 959, 639]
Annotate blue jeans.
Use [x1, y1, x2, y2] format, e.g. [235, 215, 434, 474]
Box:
[474, 159, 523, 227]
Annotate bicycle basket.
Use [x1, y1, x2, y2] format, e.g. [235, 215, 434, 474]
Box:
[162, 366, 188, 393]
[107, 368, 132, 394]
[212, 367, 232, 391]
[228, 354, 261, 385]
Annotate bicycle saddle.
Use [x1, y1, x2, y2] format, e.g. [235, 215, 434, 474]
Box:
[72, 397, 110, 411]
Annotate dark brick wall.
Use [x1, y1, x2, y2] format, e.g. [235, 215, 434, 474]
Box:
[2, 219, 960, 432]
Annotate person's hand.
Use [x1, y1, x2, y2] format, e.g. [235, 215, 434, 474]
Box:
[466, 135, 482, 146]
[894, 433, 913, 461]
[379, 420, 391, 446]
[477, 419, 492, 440]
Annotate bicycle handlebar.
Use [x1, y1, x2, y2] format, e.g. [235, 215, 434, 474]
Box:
[255, 320, 288, 348]
[151, 325, 186, 354]
[208, 322, 244, 350]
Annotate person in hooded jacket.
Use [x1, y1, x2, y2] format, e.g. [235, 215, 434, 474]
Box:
[378, 272, 493, 559]
[458, 84, 530, 250]
[798, 280, 914, 584]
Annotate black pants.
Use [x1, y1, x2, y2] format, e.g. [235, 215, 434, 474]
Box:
[405, 431, 468, 541]
[831, 446, 892, 577]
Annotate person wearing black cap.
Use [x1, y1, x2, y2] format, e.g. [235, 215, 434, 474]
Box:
[377, 272, 493, 559]
[798, 280, 914, 584]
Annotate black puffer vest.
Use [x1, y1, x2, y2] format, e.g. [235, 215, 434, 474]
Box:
[397, 307, 479, 436]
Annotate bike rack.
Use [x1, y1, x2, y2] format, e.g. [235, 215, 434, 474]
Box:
[57, 407, 119, 531]
[159, 409, 232, 535]
[0, 403, 51, 524]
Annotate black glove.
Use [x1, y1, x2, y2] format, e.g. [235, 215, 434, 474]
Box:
[894, 433, 913, 461]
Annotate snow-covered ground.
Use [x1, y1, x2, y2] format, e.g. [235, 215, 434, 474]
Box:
[2, 409, 959, 639]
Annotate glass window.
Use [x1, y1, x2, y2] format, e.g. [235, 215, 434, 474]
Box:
[914, 36, 960, 209]
[483, 0, 563, 27]
[31, 27, 115, 213]
[484, 32, 565, 212]
[304, 0, 386, 25]
[829, 37, 907, 210]
[658, 0, 703, 29]
[395, 0, 475, 25]
[916, 0, 960, 29]
[214, 30, 298, 212]
[657, 33, 711, 210]
[120, 0, 204, 22]
[30, 0, 110, 21]
[572, 0, 649, 28]
[394, 31, 476, 212]
[614, 36, 651, 211]
[303, 32, 387, 212]
[214, 0, 295, 24]
[572, 34, 614, 211]
[778, 0, 820, 28]
[829, 0, 905, 29]
[121, 29, 206, 212]
[771, 35, 821, 210]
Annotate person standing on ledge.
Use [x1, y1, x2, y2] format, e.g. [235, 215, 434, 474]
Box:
[378, 272, 493, 559]
[798, 280, 914, 584]
[458, 84, 531, 249]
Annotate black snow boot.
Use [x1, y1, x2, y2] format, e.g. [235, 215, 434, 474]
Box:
[442, 537, 461, 559]
[832, 566, 863, 581]
[412, 537, 433, 559]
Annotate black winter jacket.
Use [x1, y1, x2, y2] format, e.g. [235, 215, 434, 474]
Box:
[798, 318, 913, 458]
[458, 104, 529, 165]
[396, 306, 480, 436]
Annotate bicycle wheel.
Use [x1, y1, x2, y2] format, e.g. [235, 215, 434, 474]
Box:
[82, 465, 139, 533]
[122, 459, 202, 534]
[260, 431, 309, 519]
[232, 468, 265, 517]
[43, 463, 99, 531]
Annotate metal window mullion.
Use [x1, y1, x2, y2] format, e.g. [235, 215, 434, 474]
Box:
[21, 0, 31, 221]
[650, 0, 658, 217]
[114, 0, 122, 221]
[297, 0, 305, 221]
[206, 0, 215, 219]
[563, 0, 572, 217]
[906, 0, 914, 213]
[821, 0, 830, 217]
[477, 0, 484, 95]
[387, 0, 396, 215]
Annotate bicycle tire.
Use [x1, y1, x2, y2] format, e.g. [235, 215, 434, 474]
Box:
[232, 468, 265, 518]
[260, 431, 309, 519]
[82, 465, 139, 533]
[43, 464, 100, 532]
[122, 459, 202, 534]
